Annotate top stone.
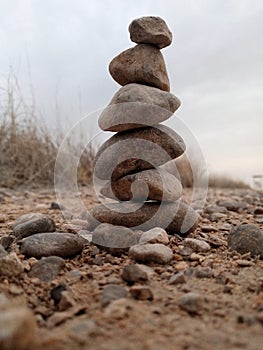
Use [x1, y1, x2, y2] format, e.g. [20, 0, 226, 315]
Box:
[129, 16, 172, 49]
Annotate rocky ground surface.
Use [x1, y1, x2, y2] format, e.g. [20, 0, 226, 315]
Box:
[0, 186, 263, 350]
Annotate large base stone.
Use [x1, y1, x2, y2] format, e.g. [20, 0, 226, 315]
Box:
[89, 200, 199, 236]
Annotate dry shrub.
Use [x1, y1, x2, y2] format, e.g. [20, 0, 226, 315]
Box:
[209, 174, 250, 189]
[0, 70, 94, 188]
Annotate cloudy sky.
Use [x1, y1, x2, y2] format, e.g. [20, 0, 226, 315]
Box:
[1, 0, 262, 185]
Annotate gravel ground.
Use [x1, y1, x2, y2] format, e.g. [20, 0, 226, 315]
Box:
[0, 186, 263, 350]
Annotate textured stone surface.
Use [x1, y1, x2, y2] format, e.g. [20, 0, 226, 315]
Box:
[13, 213, 56, 239]
[101, 168, 182, 202]
[98, 83, 180, 132]
[94, 125, 186, 181]
[228, 224, 263, 258]
[0, 306, 37, 350]
[28, 256, 65, 282]
[89, 200, 199, 236]
[139, 227, 169, 245]
[129, 243, 173, 264]
[20, 232, 84, 258]
[92, 223, 139, 253]
[109, 44, 170, 91]
[129, 16, 172, 49]
[0, 252, 24, 277]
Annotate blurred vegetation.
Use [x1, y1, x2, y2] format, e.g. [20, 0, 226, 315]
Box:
[209, 174, 250, 189]
[0, 70, 95, 188]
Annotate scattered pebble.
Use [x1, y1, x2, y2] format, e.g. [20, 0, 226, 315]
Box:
[194, 266, 213, 278]
[0, 305, 37, 350]
[20, 232, 84, 258]
[0, 235, 14, 250]
[0, 252, 24, 276]
[174, 261, 189, 271]
[28, 256, 65, 282]
[139, 227, 169, 245]
[130, 285, 154, 300]
[200, 225, 218, 233]
[51, 283, 67, 305]
[217, 200, 248, 212]
[101, 284, 128, 307]
[92, 223, 138, 254]
[58, 291, 76, 311]
[228, 224, 263, 258]
[13, 213, 56, 239]
[168, 272, 186, 285]
[236, 259, 253, 267]
[184, 238, 211, 253]
[176, 292, 203, 314]
[129, 243, 173, 264]
[121, 264, 154, 283]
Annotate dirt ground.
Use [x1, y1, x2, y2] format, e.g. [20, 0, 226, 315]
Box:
[0, 186, 263, 350]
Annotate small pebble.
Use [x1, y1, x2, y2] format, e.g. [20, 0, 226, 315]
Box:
[194, 266, 213, 278]
[184, 238, 210, 253]
[129, 243, 173, 264]
[130, 285, 154, 300]
[139, 227, 169, 245]
[101, 284, 128, 307]
[177, 292, 203, 314]
[168, 272, 186, 285]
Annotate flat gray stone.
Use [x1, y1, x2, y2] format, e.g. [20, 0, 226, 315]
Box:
[28, 256, 65, 282]
[92, 223, 139, 254]
[98, 83, 180, 132]
[109, 44, 170, 91]
[101, 168, 182, 202]
[129, 243, 173, 264]
[129, 16, 172, 49]
[94, 125, 185, 181]
[228, 224, 263, 258]
[13, 213, 55, 239]
[89, 200, 199, 236]
[20, 232, 84, 258]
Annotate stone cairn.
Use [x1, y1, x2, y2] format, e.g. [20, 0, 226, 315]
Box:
[89, 16, 199, 237]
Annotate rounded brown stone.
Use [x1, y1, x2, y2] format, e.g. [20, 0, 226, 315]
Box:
[100, 168, 182, 202]
[109, 44, 170, 91]
[94, 125, 186, 181]
[129, 16, 172, 49]
[89, 200, 199, 236]
[98, 83, 181, 132]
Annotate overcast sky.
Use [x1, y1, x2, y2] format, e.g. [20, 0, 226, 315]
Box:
[0, 0, 262, 184]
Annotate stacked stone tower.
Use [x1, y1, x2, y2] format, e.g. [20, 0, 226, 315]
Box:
[90, 16, 198, 235]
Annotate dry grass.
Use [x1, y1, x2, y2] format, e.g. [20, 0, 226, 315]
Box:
[0, 70, 95, 188]
[209, 174, 250, 189]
